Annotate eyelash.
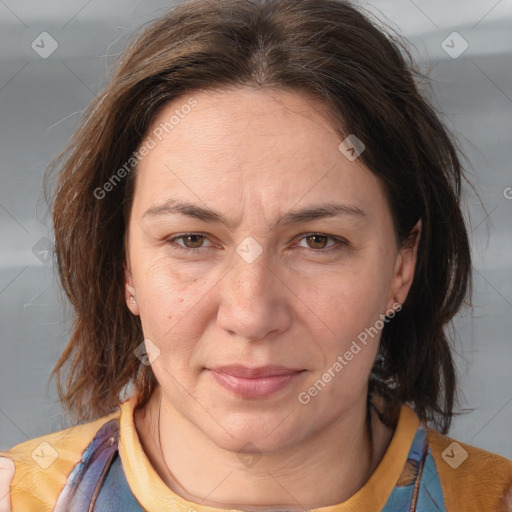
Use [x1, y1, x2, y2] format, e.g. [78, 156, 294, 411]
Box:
[165, 232, 348, 254]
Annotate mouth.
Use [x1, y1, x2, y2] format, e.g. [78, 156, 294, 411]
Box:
[207, 365, 306, 398]
[209, 365, 305, 378]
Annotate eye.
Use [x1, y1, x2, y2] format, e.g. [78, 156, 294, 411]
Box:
[295, 233, 347, 253]
[166, 233, 214, 251]
[165, 232, 347, 254]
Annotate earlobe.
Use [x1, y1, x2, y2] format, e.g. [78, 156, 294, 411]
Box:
[124, 262, 140, 315]
[388, 219, 422, 309]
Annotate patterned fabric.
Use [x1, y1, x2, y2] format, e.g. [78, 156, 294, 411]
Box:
[53, 418, 446, 511]
[382, 424, 446, 511]
[52, 419, 144, 512]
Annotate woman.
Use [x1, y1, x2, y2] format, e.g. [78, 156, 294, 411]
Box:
[1, 0, 511, 510]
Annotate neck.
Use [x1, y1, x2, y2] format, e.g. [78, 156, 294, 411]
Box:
[135, 385, 393, 510]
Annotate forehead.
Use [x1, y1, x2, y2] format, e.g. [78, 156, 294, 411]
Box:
[146, 87, 339, 160]
[132, 87, 389, 223]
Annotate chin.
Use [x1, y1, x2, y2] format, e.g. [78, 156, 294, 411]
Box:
[208, 418, 302, 455]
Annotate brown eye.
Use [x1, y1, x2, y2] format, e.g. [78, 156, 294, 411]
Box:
[296, 233, 346, 253]
[306, 234, 329, 249]
[166, 233, 213, 251]
[181, 234, 206, 248]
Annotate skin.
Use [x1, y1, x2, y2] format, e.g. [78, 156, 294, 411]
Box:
[120, 86, 422, 510]
[0, 457, 14, 512]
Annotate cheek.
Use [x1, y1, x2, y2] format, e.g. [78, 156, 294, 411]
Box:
[306, 263, 389, 338]
[131, 251, 227, 366]
[297, 262, 390, 393]
[300, 276, 384, 404]
[132, 254, 199, 332]
[135, 246, 210, 299]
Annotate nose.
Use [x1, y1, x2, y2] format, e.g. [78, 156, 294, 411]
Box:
[216, 242, 292, 341]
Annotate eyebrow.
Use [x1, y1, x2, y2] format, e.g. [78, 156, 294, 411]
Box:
[142, 199, 367, 229]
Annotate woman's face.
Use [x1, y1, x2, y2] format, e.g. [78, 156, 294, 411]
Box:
[125, 87, 419, 453]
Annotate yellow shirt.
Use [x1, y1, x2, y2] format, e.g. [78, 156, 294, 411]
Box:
[2, 393, 511, 511]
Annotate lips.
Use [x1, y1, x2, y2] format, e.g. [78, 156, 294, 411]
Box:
[210, 365, 304, 378]
[207, 365, 306, 399]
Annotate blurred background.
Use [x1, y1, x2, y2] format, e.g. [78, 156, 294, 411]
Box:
[0, 0, 511, 458]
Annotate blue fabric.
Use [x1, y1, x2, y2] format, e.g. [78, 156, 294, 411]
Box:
[381, 424, 446, 511]
[52, 418, 144, 511]
[53, 419, 122, 511]
[93, 453, 146, 511]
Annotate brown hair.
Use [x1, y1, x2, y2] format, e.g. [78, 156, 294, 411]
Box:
[46, 0, 471, 433]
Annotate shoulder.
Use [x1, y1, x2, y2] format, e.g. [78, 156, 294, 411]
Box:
[0, 409, 121, 512]
[427, 427, 512, 511]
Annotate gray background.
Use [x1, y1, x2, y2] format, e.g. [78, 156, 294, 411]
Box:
[1, 0, 511, 458]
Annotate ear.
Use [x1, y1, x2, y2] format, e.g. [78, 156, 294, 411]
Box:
[387, 219, 422, 310]
[124, 259, 140, 316]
